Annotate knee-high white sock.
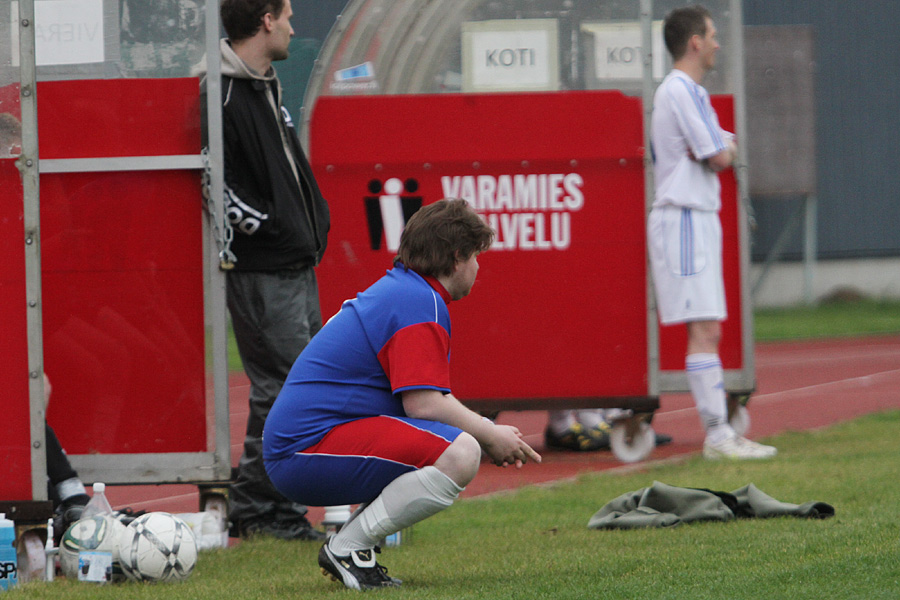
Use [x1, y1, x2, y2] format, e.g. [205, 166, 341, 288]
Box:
[329, 466, 463, 555]
[686, 353, 734, 443]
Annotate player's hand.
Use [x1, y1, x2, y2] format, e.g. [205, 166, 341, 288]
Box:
[727, 139, 739, 163]
[483, 424, 542, 468]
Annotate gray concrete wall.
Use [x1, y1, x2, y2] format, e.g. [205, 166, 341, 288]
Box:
[751, 258, 900, 308]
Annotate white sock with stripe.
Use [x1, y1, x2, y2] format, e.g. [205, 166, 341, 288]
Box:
[328, 466, 463, 555]
[686, 353, 734, 444]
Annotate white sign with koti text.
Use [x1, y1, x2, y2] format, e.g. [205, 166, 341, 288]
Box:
[462, 20, 559, 92]
[581, 21, 666, 81]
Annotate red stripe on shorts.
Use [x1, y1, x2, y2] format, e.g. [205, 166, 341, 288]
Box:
[300, 416, 451, 468]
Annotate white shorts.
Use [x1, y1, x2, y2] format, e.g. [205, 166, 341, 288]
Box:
[647, 206, 726, 325]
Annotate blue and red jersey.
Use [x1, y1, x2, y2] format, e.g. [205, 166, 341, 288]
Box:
[263, 265, 453, 460]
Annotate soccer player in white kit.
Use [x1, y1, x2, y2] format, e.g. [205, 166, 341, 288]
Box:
[649, 5, 775, 459]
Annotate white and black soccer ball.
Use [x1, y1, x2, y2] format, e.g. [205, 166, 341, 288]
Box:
[59, 515, 127, 581]
[116, 512, 199, 583]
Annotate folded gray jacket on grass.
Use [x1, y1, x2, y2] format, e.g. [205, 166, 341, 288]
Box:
[588, 481, 834, 530]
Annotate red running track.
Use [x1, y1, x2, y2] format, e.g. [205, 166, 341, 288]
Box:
[103, 335, 900, 524]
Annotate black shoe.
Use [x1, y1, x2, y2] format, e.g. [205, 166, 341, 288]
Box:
[552, 422, 672, 452]
[586, 421, 613, 450]
[318, 543, 402, 590]
[545, 422, 605, 451]
[655, 433, 673, 446]
[52, 494, 89, 545]
[589, 420, 673, 450]
[112, 507, 146, 526]
[240, 517, 326, 541]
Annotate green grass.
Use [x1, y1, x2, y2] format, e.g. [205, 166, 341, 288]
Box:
[754, 299, 900, 342]
[174, 299, 900, 599]
[18, 410, 900, 599]
[226, 324, 243, 372]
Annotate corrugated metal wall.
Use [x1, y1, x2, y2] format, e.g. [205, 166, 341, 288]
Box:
[744, 0, 900, 259]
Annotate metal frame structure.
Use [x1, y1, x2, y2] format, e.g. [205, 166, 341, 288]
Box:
[17, 0, 47, 502]
[640, 0, 659, 399]
[18, 0, 231, 489]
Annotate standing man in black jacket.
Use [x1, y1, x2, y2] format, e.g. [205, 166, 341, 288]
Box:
[218, 0, 330, 540]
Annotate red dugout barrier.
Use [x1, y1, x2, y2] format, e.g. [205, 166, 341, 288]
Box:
[0, 157, 32, 501]
[311, 91, 654, 406]
[310, 90, 748, 408]
[39, 79, 207, 455]
[0, 78, 207, 503]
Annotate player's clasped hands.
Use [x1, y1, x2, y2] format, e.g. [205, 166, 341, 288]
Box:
[485, 424, 542, 468]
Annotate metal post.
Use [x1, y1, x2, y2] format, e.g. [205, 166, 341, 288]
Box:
[730, 0, 755, 392]
[803, 194, 817, 304]
[17, 0, 48, 501]
[640, 0, 658, 397]
[205, 0, 232, 481]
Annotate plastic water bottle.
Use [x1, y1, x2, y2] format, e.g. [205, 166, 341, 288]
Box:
[321, 505, 352, 537]
[80, 483, 113, 519]
[0, 513, 17, 590]
[384, 527, 412, 547]
[78, 483, 114, 584]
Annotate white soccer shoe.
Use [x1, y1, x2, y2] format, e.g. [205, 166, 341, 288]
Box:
[703, 435, 777, 460]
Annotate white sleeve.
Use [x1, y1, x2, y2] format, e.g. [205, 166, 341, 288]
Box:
[667, 79, 729, 160]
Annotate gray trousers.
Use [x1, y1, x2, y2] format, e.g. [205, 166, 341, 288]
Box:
[226, 267, 322, 525]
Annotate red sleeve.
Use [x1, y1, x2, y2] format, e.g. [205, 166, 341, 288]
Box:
[377, 322, 451, 393]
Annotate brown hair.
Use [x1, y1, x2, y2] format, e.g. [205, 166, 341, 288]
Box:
[395, 199, 494, 278]
[663, 5, 712, 61]
[221, 0, 286, 42]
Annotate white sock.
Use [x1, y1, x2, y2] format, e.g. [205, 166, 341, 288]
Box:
[345, 502, 368, 527]
[56, 477, 87, 502]
[574, 409, 606, 429]
[686, 353, 734, 444]
[328, 466, 463, 555]
[548, 410, 576, 435]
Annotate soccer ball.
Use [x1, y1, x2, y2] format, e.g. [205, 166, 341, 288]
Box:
[116, 512, 198, 583]
[59, 515, 127, 581]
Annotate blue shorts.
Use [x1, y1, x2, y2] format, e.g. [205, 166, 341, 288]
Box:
[265, 415, 463, 506]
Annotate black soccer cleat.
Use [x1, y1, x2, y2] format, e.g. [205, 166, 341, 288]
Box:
[318, 543, 402, 591]
[544, 422, 606, 451]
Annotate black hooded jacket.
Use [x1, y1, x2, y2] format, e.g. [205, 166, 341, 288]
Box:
[217, 39, 329, 271]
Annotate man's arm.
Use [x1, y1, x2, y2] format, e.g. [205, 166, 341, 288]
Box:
[220, 108, 275, 236]
[671, 82, 737, 173]
[704, 138, 738, 172]
[402, 389, 541, 468]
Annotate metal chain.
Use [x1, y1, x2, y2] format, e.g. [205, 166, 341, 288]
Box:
[201, 147, 237, 270]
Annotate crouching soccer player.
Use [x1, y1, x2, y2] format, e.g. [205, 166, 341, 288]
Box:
[263, 199, 541, 590]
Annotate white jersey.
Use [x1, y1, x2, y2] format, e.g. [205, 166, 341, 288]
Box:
[651, 69, 733, 212]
